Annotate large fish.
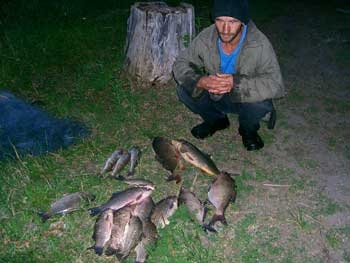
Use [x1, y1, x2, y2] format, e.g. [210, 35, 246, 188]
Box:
[179, 187, 206, 226]
[116, 215, 143, 261]
[111, 150, 131, 178]
[150, 196, 178, 229]
[38, 192, 95, 222]
[105, 206, 133, 256]
[171, 139, 220, 176]
[126, 146, 141, 177]
[152, 137, 184, 182]
[100, 148, 124, 175]
[88, 187, 154, 216]
[207, 171, 236, 227]
[87, 209, 114, 256]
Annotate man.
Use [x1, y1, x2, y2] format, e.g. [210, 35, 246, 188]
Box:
[173, 0, 285, 151]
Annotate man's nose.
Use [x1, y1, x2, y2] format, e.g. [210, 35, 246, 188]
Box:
[222, 22, 230, 33]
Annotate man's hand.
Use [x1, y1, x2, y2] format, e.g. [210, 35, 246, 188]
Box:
[197, 73, 234, 94]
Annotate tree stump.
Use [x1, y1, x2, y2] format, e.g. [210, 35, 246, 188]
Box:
[123, 2, 195, 85]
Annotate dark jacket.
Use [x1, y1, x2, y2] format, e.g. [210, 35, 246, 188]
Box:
[173, 21, 285, 103]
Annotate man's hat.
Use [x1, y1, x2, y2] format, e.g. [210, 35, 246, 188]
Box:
[212, 0, 250, 24]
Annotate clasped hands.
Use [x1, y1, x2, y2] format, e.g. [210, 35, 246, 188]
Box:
[197, 73, 234, 95]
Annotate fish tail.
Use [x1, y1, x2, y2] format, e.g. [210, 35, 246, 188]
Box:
[202, 224, 217, 233]
[209, 214, 227, 226]
[88, 207, 101, 216]
[37, 212, 50, 222]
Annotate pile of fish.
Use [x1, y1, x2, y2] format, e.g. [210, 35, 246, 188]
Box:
[99, 146, 140, 178]
[38, 138, 237, 262]
[87, 179, 179, 262]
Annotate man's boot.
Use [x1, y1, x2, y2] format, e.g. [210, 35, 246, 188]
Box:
[239, 128, 264, 151]
[191, 116, 230, 139]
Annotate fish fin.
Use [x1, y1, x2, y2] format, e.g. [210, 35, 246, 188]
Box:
[88, 207, 101, 216]
[104, 247, 117, 256]
[87, 245, 103, 256]
[37, 212, 50, 222]
[202, 224, 217, 233]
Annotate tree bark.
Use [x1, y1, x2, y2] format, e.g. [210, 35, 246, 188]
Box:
[123, 2, 195, 85]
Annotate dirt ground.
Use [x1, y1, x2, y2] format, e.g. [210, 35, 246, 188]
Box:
[234, 2, 350, 261]
[187, 2, 349, 262]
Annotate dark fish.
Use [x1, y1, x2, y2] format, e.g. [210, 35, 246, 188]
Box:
[87, 209, 114, 256]
[206, 171, 236, 228]
[152, 137, 184, 182]
[100, 148, 124, 175]
[150, 196, 178, 229]
[171, 139, 220, 176]
[179, 187, 206, 226]
[111, 150, 131, 178]
[116, 215, 143, 261]
[38, 192, 95, 222]
[105, 206, 133, 256]
[126, 146, 141, 177]
[88, 187, 154, 216]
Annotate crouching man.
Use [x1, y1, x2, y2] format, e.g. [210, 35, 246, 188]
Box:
[173, 0, 285, 151]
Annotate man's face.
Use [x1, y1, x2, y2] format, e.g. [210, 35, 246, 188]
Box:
[215, 16, 243, 43]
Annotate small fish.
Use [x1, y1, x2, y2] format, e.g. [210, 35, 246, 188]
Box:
[117, 178, 155, 190]
[171, 139, 220, 176]
[150, 196, 178, 229]
[111, 150, 131, 178]
[88, 187, 154, 216]
[126, 146, 141, 177]
[179, 187, 206, 226]
[38, 192, 95, 222]
[206, 171, 236, 228]
[87, 209, 114, 256]
[100, 148, 124, 175]
[152, 137, 184, 182]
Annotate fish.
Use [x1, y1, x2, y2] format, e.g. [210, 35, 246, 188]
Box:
[206, 171, 236, 228]
[116, 215, 143, 261]
[117, 178, 155, 190]
[135, 219, 158, 263]
[100, 148, 124, 175]
[88, 187, 154, 216]
[87, 209, 114, 256]
[38, 192, 95, 222]
[150, 196, 178, 229]
[179, 187, 206, 226]
[126, 146, 141, 177]
[104, 206, 133, 256]
[132, 196, 155, 223]
[171, 139, 220, 176]
[152, 137, 184, 182]
[111, 150, 131, 178]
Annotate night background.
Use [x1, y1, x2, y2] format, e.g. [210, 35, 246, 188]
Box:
[0, 0, 349, 262]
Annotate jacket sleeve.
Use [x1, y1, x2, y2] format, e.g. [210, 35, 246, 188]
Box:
[232, 41, 285, 103]
[172, 37, 207, 98]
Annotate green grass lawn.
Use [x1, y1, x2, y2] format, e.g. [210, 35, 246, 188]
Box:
[1, 0, 349, 262]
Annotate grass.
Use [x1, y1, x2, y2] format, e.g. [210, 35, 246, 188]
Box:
[1, 0, 350, 262]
